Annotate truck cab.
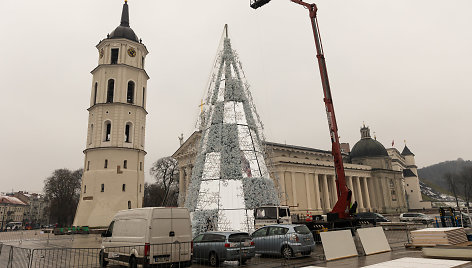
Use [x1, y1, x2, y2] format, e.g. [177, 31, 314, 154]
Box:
[254, 206, 292, 229]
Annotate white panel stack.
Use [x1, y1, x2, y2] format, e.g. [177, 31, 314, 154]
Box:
[410, 227, 468, 245]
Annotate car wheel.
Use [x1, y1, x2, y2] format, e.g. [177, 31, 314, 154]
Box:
[99, 250, 108, 267]
[301, 251, 311, 256]
[128, 255, 137, 268]
[281, 246, 293, 259]
[239, 259, 248, 265]
[209, 252, 219, 267]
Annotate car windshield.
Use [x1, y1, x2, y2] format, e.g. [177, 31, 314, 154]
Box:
[255, 207, 277, 219]
[294, 225, 311, 234]
[228, 233, 251, 242]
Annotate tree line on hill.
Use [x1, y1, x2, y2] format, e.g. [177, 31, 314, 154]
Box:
[445, 166, 472, 208]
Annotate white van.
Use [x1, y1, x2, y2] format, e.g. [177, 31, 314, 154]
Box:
[100, 207, 192, 267]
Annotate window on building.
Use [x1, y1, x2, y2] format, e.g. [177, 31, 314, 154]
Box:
[104, 159, 108, 168]
[101, 184, 105, 192]
[122, 184, 126, 192]
[142, 56, 145, 68]
[125, 123, 132, 143]
[411, 190, 413, 193]
[107, 79, 114, 103]
[140, 184, 142, 193]
[140, 162, 143, 171]
[142, 87, 146, 106]
[123, 160, 127, 169]
[128, 201, 131, 209]
[141, 126, 145, 147]
[89, 124, 94, 145]
[87, 161, 90, 171]
[105, 121, 111, 141]
[127, 81, 135, 103]
[93, 82, 98, 105]
[111, 48, 119, 64]
[84, 185, 86, 194]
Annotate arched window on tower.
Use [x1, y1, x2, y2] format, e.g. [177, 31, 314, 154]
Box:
[127, 81, 135, 104]
[125, 122, 132, 143]
[104, 121, 111, 141]
[142, 87, 146, 107]
[93, 82, 98, 105]
[107, 79, 114, 103]
[128, 201, 131, 209]
[89, 124, 94, 145]
[141, 126, 145, 147]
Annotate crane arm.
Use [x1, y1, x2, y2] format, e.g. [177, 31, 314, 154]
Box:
[290, 0, 352, 219]
[250, 0, 353, 218]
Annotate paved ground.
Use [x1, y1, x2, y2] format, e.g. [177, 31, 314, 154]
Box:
[1, 227, 471, 268]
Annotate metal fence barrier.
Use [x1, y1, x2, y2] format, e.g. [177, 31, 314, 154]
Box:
[0, 225, 414, 268]
[0, 230, 78, 244]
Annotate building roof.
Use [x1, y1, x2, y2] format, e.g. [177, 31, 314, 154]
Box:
[401, 145, 415, 156]
[403, 168, 416, 177]
[350, 126, 388, 158]
[0, 196, 27, 205]
[108, 2, 139, 43]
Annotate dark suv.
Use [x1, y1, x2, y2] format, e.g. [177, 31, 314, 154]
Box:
[193, 231, 255, 266]
[354, 212, 390, 225]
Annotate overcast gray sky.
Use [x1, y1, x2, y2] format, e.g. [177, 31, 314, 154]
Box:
[1, 0, 471, 193]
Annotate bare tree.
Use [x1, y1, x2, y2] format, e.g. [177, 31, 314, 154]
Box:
[445, 172, 460, 208]
[460, 167, 472, 208]
[149, 157, 180, 206]
[43, 169, 82, 227]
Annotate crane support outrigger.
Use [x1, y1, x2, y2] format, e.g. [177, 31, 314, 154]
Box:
[251, 0, 354, 220]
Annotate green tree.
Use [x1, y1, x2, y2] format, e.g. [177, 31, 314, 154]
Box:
[43, 168, 82, 227]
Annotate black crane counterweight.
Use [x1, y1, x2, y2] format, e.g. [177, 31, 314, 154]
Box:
[250, 0, 272, 9]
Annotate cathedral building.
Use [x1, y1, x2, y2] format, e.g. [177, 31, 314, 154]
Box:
[74, 1, 148, 227]
[174, 125, 430, 216]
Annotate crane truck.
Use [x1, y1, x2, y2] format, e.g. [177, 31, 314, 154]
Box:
[250, 0, 358, 231]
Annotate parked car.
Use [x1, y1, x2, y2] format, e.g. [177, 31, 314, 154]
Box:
[354, 212, 390, 225]
[399, 213, 433, 224]
[100, 207, 192, 267]
[193, 231, 255, 266]
[6, 222, 23, 231]
[251, 224, 315, 258]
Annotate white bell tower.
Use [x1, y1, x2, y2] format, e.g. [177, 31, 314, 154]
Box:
[74, 1, 149, 227]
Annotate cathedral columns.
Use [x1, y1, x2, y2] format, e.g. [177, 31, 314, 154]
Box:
[330, 175, 338, 207]
[304, 173, 312, 210]
[362, 177, 372, 210]
[291, 172, 298, 207]
[321, 174, 331, 211]
[313, 173, 322, 210]
[355, 176, 364, 210]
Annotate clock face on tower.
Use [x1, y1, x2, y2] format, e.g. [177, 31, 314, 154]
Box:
[127, 47, 137, 57]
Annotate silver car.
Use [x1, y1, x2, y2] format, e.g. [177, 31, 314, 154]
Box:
[251, 224, 315, 258]
[399, 213, 434, 224]
[193, 231, 255, 266]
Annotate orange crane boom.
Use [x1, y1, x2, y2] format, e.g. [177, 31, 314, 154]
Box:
[251, 0, 354, 219]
